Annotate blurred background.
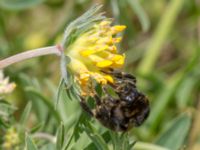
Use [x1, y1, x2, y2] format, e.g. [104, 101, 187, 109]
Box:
[0, 0, 200, 150]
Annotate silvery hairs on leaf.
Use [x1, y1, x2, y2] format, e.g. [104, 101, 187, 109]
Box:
[57, 5, 106, 105]
[59, 4, 105, 86]
[60, 53, 71, 86]
[61, 4, 106, 49]
[59, 4, 106, 88]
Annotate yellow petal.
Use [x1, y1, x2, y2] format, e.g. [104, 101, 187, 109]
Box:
[80, 45, 109, 57]
[68, 58, 88, 73]
[111, 54, 123, 61]
[106, 37, 114, 45]
[80, 72, 90, 80]
[96, 60, 113, 68]
[87, 36, 99, 43]
[111, 25, 126, 34]
[104, 75, 114, 83]
[80, 49, 96, 57]
[100, 20, 112, 26]
[88, 55, 104, 62]
[112, 37, 122, 43]
[116, 57, 125, 65]
[111, 54, 125, 67]
[91, 72, 107, 84]
[109, 45, 117, 52]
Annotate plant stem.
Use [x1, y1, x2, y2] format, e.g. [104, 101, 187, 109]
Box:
[134, 142, 169, 150]
[128, 0, 150, 32]
[138, 0, 185, 75]
[33, 132, 56, 143]
[0, 45, 62, 69]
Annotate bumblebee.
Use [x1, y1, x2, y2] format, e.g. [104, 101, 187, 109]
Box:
[79, 70, 150, 132]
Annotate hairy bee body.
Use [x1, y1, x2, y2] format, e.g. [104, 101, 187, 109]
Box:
[80, 70, 150, 132]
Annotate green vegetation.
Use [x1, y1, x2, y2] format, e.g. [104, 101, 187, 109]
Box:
[0, 0, 200, 150]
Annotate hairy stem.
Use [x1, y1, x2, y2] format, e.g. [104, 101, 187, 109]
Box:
[0, 45, 62, 69]
[33, 132, 56, 143]
[134, 142, 169, 150]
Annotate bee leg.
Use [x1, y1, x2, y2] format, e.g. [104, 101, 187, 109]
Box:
[114, 72, 136, 84]
[109, 69, 137, 84]
[79, 97, 94, 116]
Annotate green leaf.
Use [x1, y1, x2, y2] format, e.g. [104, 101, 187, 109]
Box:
[0, 100, 17, 115]
[148, 49, 199, 132]
[62, 4, 105, 48]
[0, 117, 9, 128]
[134, 142, 170, 150]
[127, 0, 150, 32]
[55, 79, 65, 109]
[109, 132, 133, 150]
[121, 133, 134, 150]
[109, 131, 121, 150]
[62, 114, 83, 150]
[19, 102, 32, 128]
[40, 143, 56, 150]
[176, 77, 196, 109]
[84, 122, 109, 150]
[30, 122, 44, 134]
[56, 122, 65, 150]
[25, 87, 61, 122]
[138, 0, 185, 74]
[60, 54, 72, 88]
[63, 133, 74, 150]
[155, 113, 192, 150]
[65, 83, 80, 101]
[0, 0, 46, 11]
[84, 131, 110, 150]
[25, 134, 38, 150]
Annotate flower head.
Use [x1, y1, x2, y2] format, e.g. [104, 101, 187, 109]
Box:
[59, 5, 150, 131]
[65, 20, 126, 95]
[2, 127, 20, 150]
[0, 70, 16, 96]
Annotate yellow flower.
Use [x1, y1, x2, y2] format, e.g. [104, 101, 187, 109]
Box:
[2, 127, 20, 150]
[0, 70, 16, 96]
[65, 20, 126, 95]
